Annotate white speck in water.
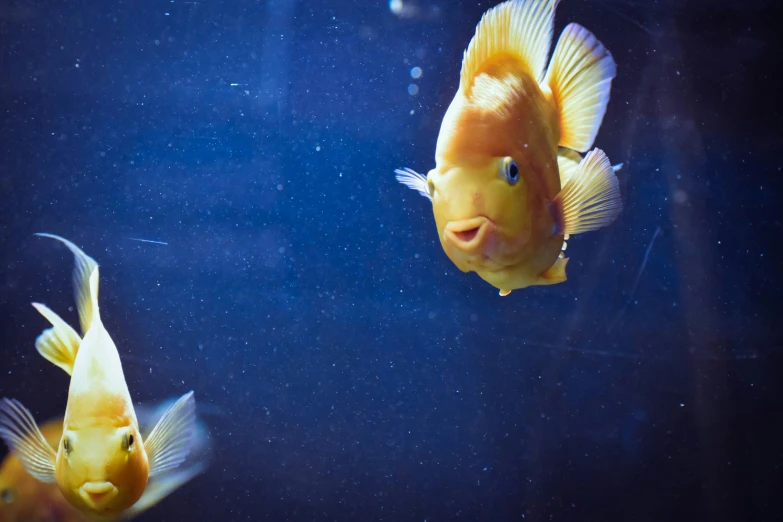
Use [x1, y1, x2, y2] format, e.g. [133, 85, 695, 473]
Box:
[278, 247, 285, 254]
[407, 84, 419, 95]
[277, 184, 284, 191]
[410, 66, 422, 79]
[316, 145, 321, 151]
[389, 0, 403, 14]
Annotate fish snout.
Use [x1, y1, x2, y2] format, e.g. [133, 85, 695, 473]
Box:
[444, 216, 496, 255]
[79, 481, 118, 509]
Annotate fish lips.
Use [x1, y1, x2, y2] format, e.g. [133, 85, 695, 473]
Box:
[443, 216, 498, 259]
[79, 481, 118, 509]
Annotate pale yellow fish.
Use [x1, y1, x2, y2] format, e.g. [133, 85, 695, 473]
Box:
[0, 234, 198, 521]
[396, 0, 622, 296]
[0, 401, 212, 522]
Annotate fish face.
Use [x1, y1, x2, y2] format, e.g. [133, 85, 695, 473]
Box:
[429, 156, 537, 274]
[56, 423, 148, 516]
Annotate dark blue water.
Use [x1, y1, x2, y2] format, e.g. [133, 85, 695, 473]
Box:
[1, 0, 781, 520]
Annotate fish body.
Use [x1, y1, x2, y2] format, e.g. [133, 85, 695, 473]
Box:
[396, 0, 622, 295]
[0, 234, 198, 521]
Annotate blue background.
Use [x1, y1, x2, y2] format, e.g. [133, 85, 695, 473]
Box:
[1, 0, 781, 520]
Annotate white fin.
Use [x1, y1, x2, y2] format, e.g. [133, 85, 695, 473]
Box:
[31, 303, 82, 375]
[121, 463, 206, 519]
[35, 233, 100, 334]
[545, 23, 616, 152]
[551, 148, 622, 235]
[612, 162, 623, 172]
[120, 395, 212, 519]
[394, 168, 431, 201]
[0, 398, 57, 483]
[557, 148, 582, 188]
[460, 0, 559, 93]
[144, 391, 197, 477]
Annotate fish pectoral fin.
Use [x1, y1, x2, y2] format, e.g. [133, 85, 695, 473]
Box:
[121, 463, 207, 519]
[35, 233, 101, 335]
[394, 168, 432, 201]
[145, 391, 197, 477]
[545, 23, 616, 152]
[551, 149, 622, 236]
[539, 257, 569, 285]
[31, 303, 81, 375]
[459, 0, 558, 93]
[0, 398, 57, 483]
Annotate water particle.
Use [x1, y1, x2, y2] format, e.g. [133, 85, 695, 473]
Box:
[410, 66, 422, 79]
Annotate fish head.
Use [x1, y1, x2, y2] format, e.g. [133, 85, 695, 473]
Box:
[429, 154, 539, 274]
[55, 417, 149, 516]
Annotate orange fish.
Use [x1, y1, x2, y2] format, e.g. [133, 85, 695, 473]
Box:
[0, 400, 211, 522]
[396, 0, 622, 296]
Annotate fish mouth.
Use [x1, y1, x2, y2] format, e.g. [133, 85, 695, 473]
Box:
[79, 481, 118, 508]
[444, 216, 496, 254]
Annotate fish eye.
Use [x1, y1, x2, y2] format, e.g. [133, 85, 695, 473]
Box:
[122, 431, 135, 452]
[500, 157, 519, 185]
[63, 436, 73, 455]
[1, 487, 16, 504]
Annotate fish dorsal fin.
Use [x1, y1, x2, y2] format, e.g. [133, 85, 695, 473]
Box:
[544, 23, 616, 152]
[145, 391, 197, 477]
[551, 148, 622, 235]
[460, 0, 559, 95]
[35, 233, 100, 334]
[0, 398, 57, 483]
[31, 303, 82, 375]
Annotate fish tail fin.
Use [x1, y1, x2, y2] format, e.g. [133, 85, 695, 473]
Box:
[551, 148, 622, 235]
[35, 233, 100, 333]
[31, 303, 82, 375]
[460, 0, 559, 94]
[545, 23, 616, 152]
[556, 148, 583, 188]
